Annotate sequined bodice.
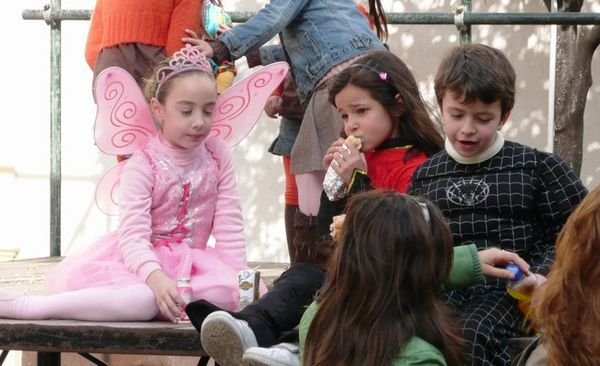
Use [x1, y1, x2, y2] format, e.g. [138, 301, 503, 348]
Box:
[142, 136, 218, 249]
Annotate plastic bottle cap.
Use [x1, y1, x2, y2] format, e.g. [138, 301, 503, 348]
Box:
[505, 263, 524, 282]
[178, 278, 191, 285]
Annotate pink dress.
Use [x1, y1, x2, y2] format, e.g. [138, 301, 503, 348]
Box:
[45, 134, 255, 311]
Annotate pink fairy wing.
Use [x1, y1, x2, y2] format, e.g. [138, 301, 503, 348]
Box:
[95, 162, 125, 216]
[93, 67, 155, 215]
[93, 67, 156, 155]
[211, 62, 289, 146]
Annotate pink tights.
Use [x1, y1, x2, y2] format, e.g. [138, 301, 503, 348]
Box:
[0, 284, 158, 321]
[295, 171, 325, 216]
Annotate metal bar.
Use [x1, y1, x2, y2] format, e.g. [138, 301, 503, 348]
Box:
[23, 9, 91, 21]
[22, 9, 600, 25]
[0, 350, 9, 365]
[386, 12, 600, 25]
[38, 352, 60, 366]
[48, 1, 62, 258]
[77, 353, 109, 366]
[459, 0, 472, 44]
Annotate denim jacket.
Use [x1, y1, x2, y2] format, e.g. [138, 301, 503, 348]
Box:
[218, 0, 385, 105]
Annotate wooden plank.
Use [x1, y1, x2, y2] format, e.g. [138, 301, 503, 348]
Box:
[0, 256, 61, 293]
[0, 319, 203, 356]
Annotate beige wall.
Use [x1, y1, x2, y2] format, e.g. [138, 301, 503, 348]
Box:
[383, 0, 600, 188]
[235, 0, 600, 261]
[1, 0, 598, 268]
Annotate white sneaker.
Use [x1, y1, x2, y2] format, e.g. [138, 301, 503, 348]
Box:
[200, 311, 258, 366]
[242, 342, 300, 366]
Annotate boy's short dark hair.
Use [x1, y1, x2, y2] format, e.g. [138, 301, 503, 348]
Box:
[434, 44, 516, 116]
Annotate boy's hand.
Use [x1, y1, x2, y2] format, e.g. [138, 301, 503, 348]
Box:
[477, 247, 531, 280]
[146, 270, 185, 322]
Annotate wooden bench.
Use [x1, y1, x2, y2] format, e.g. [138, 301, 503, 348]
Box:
[0, 257, 533, 365]
[0, 256, 288, 366]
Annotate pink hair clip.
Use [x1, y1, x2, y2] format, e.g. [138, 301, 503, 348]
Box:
[156, 44, 213, 88]
[351, 63, 389, 83]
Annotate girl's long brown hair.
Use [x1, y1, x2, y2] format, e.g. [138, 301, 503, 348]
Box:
[329, 51, 443, 157]
[530, 185, 600, 365]
[304, 190, 464, 366]
[366, 0, 389, 40]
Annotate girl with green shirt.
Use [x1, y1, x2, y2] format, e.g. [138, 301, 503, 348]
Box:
[300, 190, 481, 365]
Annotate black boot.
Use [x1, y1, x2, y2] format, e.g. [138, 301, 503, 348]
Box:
[284, 204, 299, 264]
[292, 211, 319, 263]
[293, 210, 337, 267]
[186, 264, 326, 348]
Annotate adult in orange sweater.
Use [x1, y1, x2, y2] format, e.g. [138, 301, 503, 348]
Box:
[86, 0, 202, 89]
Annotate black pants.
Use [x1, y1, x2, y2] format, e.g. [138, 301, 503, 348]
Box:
[443, 287, 527, 366]
[187, 262, 326, 347]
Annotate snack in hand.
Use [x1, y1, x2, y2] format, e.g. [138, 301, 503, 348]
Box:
[323, 135, 362, 201]
[330, 214, 346, 242]
[344, 135, 362, 151]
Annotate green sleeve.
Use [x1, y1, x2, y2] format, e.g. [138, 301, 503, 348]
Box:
[298, 301, 319, 364]
[394, 338, 447, 365]
[442, 244, 484, 291]
[299, 247, 483, 364]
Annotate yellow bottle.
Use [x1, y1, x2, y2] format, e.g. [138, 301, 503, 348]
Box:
[505, 263, 537, 314]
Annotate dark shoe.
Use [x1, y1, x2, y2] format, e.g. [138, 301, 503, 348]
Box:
[291, 211, 318, 263]
[292, 211, 336, 267]
[284, 204, 299, 264]
[186, 299, 225, 333]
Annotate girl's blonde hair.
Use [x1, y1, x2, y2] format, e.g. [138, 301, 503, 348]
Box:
[530, 185, 599, 365]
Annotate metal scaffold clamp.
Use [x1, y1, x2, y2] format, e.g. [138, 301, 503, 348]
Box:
[42, 4, 57, 27]
[454, 5, 467, 32]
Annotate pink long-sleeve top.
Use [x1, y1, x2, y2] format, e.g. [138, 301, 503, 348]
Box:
[117, 134, 247, 282]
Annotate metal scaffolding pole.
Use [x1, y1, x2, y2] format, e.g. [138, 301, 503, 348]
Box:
[458, 0, 472, 44]
[45, 1, 62, 258]
[23, 9, 600, 25]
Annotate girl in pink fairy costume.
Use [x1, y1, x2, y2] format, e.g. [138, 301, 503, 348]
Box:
[0, 46, 277, 322]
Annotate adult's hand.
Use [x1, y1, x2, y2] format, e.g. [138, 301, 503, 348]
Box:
[264, 95, 283, 118]
[182, 29, 215, 58]
[218, 24, 232, 35]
